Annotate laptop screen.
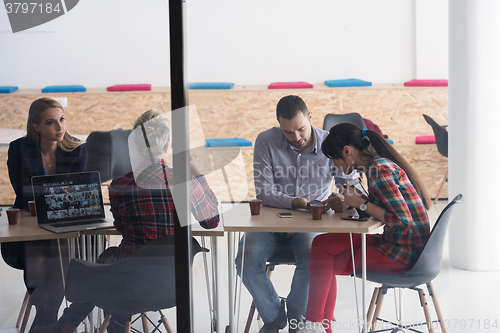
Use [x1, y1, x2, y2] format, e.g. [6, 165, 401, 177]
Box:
[31, 171, 105, 225]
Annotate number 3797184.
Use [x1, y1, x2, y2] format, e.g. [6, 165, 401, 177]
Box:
[5, 2, 62, 14]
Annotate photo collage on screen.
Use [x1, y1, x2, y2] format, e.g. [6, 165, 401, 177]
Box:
[43, 181, 102, 220]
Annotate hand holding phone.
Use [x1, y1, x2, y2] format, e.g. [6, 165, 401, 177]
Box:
[321, 193, 348, 212]
[307, 200, 327, 207]
[347, 177, 369, 197]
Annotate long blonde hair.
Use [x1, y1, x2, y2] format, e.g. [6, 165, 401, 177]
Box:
[27, 98, 83, 152]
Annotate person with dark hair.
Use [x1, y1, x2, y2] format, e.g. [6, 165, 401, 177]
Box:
[1, 98, 86, 330]
[295, 123, 431, 333]
[236, 95, 355, 333]
[275, 94, 309, 120]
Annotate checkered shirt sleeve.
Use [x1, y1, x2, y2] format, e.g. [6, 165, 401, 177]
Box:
[368, 156, 430, 265]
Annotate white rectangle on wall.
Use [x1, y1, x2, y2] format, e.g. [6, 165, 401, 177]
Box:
[50, 97, 68, 107]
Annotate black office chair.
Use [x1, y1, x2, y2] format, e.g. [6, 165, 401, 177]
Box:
[323, 112, 368, 185]
[322, 112, 367, 132]
[423, 115, 448, 204]
[65, 236, 208, 333]
[359, 194, 462, 333]
[86, 129, 133, 183]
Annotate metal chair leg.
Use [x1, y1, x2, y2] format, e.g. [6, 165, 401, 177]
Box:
[427, 282, 448, 333]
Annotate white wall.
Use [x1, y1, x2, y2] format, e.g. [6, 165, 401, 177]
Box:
[416, 0, 448, 79]
[0, 0, 447, 89]
[449, 0, 500, 271]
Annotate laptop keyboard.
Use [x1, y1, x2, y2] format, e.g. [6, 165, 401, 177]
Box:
[49, 220, 105, 228]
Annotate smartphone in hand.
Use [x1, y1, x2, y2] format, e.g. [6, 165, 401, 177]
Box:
[347, 178, 369, 198]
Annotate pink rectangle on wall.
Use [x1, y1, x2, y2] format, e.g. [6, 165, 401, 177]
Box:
[415, 136, 436, 144]
[268, 82, 313, 89]
[404, 80, 448, 87]
[107, 84, 152, 91]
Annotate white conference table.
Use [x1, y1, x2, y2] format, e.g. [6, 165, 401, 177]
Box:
[222, 202, 384, 333]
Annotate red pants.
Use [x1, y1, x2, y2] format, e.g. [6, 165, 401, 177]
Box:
[305, 233, 410, 333]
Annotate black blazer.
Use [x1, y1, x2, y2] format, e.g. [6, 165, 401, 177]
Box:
[7, 137, 87, 210]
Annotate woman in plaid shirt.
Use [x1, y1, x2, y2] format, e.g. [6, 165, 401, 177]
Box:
[296, 123, 431, 333]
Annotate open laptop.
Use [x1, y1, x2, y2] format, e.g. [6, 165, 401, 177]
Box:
[31, 171, 114, 233]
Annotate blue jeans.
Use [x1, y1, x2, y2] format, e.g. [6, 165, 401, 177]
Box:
[235, 232, 317, 324]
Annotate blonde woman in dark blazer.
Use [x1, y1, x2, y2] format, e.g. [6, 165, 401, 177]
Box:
[1, 98, 86, 330]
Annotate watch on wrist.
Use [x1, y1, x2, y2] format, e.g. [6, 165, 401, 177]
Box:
[359, 200, 369, 212]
